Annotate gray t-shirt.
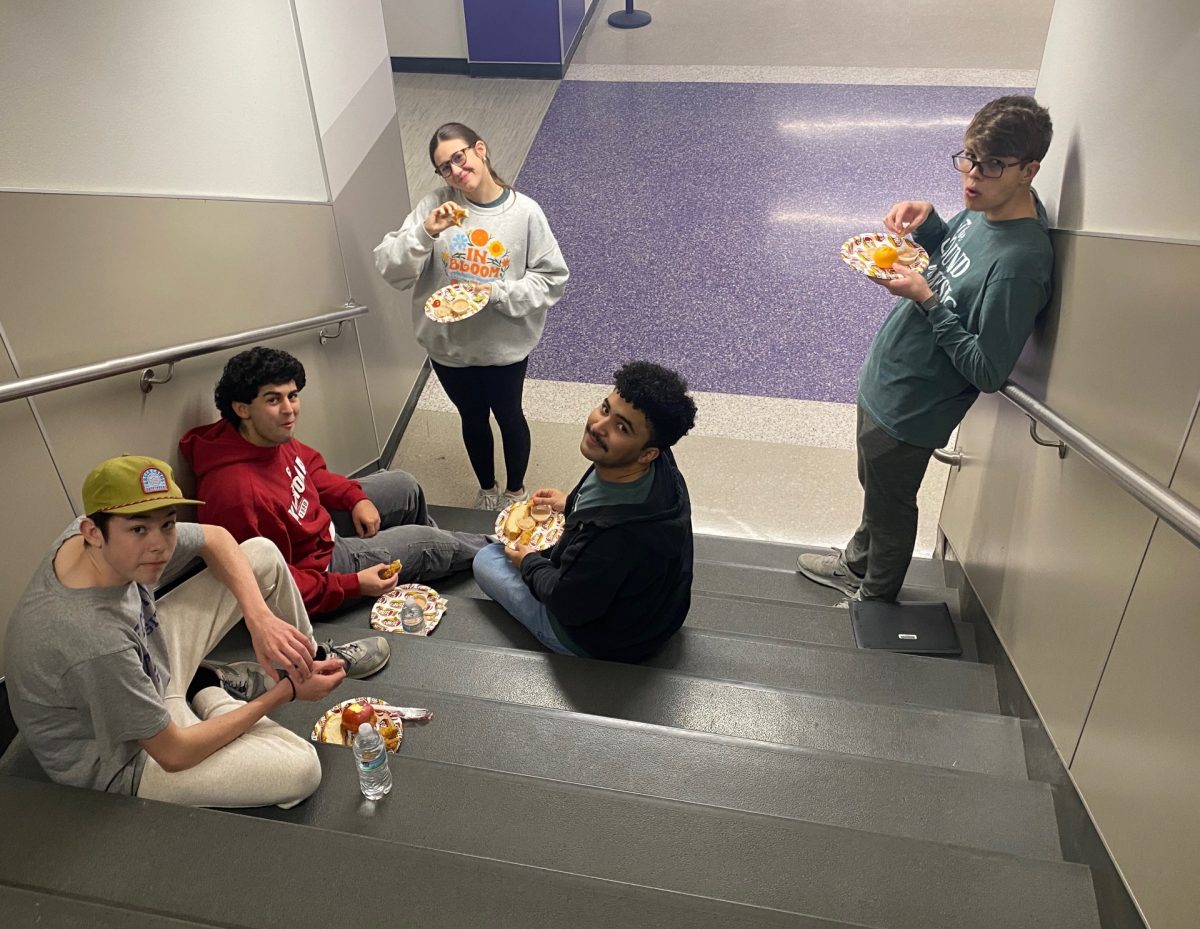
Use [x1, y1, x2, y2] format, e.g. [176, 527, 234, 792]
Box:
[3, 518, 204, 794]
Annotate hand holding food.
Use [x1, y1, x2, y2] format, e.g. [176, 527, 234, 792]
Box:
[531, 488, 567, 514]
[358, 564, 400, 597]
[883, 200, 934, 237]
[424, 201, 467, 237]
[379, 560, 402, 580]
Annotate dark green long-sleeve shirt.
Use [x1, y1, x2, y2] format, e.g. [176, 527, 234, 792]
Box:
[858, 195, 1054, 448]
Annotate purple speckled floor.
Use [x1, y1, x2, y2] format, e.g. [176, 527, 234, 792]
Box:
[518, 81, 1027, 403]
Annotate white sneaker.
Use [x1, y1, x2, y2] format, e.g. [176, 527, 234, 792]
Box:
[473, 486, 501, 510]
[501, 487, 527, 505]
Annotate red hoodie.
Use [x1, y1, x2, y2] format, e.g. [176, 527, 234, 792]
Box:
[179, 419, 368, 615]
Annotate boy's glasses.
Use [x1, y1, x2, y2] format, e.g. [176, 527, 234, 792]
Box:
[951, 150, 1028, 179]
[434, 147, 473, 178]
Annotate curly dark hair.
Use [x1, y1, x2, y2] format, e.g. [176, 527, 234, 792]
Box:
[612, 361, 697, 450]
[214, 347, 306, 426]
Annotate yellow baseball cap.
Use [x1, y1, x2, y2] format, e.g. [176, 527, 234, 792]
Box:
[82, 455, 203, 515]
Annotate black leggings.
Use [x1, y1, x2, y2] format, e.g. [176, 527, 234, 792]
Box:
[431, 358, 530, 493]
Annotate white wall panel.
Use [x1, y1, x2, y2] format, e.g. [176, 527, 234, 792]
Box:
[383, 0, 468, 58]
[1034, 0, 1199, 240]
[0, 1, 326, 201]
[317, 57, 399, 201]
[293, 0, 391, 133]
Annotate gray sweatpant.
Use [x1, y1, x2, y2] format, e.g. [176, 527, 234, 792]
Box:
[136, 538, 321, 809]
[844, 405, 935, 602]
[328, 469, 489, 585]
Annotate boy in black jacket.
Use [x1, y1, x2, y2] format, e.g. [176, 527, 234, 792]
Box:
[473, 361, 697, 662]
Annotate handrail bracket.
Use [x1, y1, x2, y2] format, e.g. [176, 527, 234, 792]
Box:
[140, 362, 175, 394]
[1028, 416, 1068, 459]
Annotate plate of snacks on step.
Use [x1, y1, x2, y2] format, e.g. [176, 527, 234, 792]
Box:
[312, 699, 434, 751]
[840, 232, 929, 281]
[495, 499, 565, 551]
[370, 583, 447, 636]
[424, 283, 489, 323]
[311, 698, 403, 752]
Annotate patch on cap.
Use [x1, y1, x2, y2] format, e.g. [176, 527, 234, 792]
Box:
[140, 467, 170, 495]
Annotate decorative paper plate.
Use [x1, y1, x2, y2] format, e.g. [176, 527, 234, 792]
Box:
[311, 697, 402, 752]
[424, 283, 489, 324]
[495, 500, 565, 551]
[370, 584, 447, 636]
[840, 232, 929, 280]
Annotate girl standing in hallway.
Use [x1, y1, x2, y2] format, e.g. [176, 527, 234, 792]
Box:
[375, 123, 569, 510]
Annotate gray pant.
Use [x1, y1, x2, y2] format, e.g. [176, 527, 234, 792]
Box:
[844, 405, 934, 602]
[328, 470, 489, 585]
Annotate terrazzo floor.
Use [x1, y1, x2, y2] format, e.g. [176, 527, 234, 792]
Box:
[515, 80, 1026, 403]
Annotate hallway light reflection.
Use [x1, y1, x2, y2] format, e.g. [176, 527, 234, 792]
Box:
[778, 117, 970, 133]
[770, 211, 880, 225]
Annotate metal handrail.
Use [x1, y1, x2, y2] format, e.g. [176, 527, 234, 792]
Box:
[0, 303, 367, 404]
[938, 381, 1200, 550]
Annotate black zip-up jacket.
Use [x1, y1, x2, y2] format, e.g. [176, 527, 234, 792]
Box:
[520, 449, 693, 662]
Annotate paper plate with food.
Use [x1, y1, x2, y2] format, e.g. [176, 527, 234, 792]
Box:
[841, 233, 929, 280]
[311, 698, 404, 752]
[495, 499, 565, 551]
[370, 583, 447, 636]
[424, 283, 489, 324]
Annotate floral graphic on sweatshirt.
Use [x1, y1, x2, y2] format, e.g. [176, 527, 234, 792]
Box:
[443, 226, 507, 282]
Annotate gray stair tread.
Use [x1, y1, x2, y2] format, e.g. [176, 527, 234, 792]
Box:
[685, 592, 980, 661]
[268, 682, 1060, 858]
[694, 561, 963, 617]
[355, 596, 998, 712]
[429, 504, 949, 590]
[0, 885, 213, 929]
[0, 778, 869, 929]
[385, 570, 980, 661]
[694, 532, 946, 588]
[248, 752, 1095, 929]
[272, 635, 1027, 776]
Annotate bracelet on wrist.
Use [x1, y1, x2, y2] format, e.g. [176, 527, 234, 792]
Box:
[278, 670, 296, 702]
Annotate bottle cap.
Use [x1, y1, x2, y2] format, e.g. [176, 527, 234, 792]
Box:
[358, 722, 372, 733]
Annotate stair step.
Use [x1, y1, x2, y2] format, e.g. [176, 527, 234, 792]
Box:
[335, 597, 998, 713]
[0, 883, 211, 929]
[286, 636, 1027, 776]
[694, 532, 946, 588]
[693, 561, 963, 616]
[246, 751, 1096, 929]
[389, 570, 979, 662]
[265, 684, 1061, 859]
[0, 778, 854, 929]
[685, 592, 980, 661]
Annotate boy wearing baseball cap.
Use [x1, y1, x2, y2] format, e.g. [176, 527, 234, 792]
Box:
[3, 455, 386, 808]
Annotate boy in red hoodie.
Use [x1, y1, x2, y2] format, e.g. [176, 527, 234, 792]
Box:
[180, 347, 488, 616]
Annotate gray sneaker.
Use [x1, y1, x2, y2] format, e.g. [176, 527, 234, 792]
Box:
[317, 636, 391, 679]
[473, 486, 501, 510]
[501, 487, 526, 505]
[797, 549, 863, 597]
[201, 660, 273, 702]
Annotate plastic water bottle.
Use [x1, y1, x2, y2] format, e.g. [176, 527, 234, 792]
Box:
[353, 722, 392, 799]
[399, 596, 426, 634]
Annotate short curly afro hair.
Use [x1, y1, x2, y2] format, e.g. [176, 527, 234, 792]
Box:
[612, 361, 697, 450]
[214, 347, 306, 426]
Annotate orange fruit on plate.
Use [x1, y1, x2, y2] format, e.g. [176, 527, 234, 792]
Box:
[872, 245, 898, 269]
